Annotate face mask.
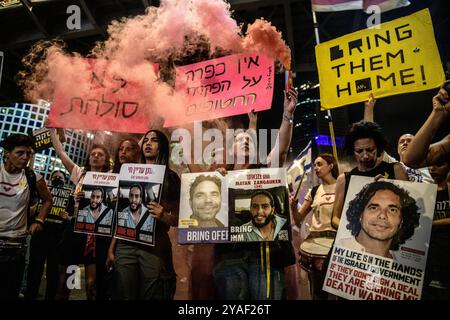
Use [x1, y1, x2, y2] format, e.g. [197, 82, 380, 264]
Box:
[51, 178, 64, 187]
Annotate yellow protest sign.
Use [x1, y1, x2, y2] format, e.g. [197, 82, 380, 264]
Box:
[315, 9, 445, 110]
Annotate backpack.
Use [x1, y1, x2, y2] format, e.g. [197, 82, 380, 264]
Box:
[24, 167, 38, 208]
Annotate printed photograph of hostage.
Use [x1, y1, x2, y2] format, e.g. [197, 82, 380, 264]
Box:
[336, 180, 421, 260]
[177, 172, 228, 244]
[230, 187, 290, 242]
[115, 182, 161, 245]
[75, 186, 114, 236]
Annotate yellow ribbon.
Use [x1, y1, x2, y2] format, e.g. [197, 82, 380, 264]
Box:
[260, 242, 271, 299]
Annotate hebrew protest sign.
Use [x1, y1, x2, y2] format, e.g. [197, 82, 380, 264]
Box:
[114, 164, 166, 246]
[74, 172, 119, 237]
[323, 175, 436, 300]
[48, 58, 158, 133]
[315, 9, 445, 109]
[165, 52, 274, 127]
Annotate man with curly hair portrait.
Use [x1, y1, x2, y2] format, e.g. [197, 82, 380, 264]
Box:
[337, 181, 421, 260]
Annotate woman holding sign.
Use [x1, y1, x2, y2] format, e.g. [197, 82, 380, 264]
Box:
[49, 128, 111, 300]
[107, 130, 181, 300]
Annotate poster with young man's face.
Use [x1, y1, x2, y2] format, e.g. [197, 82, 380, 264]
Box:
[74, 172, 119, 236]
[114, 164, 166, 246]
[227, 167, 291, 243]
[178, 171, 228, 244]
[323, 175, 436, 300]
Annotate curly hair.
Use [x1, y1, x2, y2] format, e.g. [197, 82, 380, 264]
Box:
[344, 121, 387, 157]
[189, 175, 221, 200]
[113, 138, 140, 173]
[345, 181, 420, 251]
[84, 144, 111, 173]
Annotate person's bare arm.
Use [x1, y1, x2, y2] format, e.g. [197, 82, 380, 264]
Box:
[293, 198, 312, 227]
[248, 110, 258, 131]
[267, 88, 298, 167]
[29, 178, 53, 235]
[49, 128, 76, 174]
[393, 162, 408, 181]
[404, 83, 450, 168]
[331, 173, 346, 230]
[363, 93, 376, 122]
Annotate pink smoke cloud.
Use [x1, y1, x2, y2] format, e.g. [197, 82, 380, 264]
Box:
[20, 0, 291, 132]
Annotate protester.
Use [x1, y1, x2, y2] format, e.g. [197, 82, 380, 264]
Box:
[291, 153, 338, 300]
[403, 81, 450, 169]
[422, 157, 450, 299]
[213, 87, 298, 300]
[0, 133, 52, 299]
[107, 130, 180, 300]
[25, 170, 70, 300]
[49, 128, 111, 300]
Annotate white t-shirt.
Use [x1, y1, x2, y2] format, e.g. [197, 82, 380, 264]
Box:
[382, 152, 433, 183]
[0, 164, 42, 238]
[304, 183, 336, 232]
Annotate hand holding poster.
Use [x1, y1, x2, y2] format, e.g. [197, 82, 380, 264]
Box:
[114, 164, 166, 246]
[323, 176, 436, 300]
[178, 172, 228, 244]
[165, 52, 274, 127]
[74, 172, 119, 237]
[228, 167, 291, 242]
[315, 9, 445, 109]
[35, 186, 72, 224]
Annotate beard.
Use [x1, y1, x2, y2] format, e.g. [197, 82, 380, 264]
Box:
[252, 213, 275, 228]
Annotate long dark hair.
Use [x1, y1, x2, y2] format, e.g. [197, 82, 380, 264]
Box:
[140, 130, 169, 165]
[84, 144, 111, 172]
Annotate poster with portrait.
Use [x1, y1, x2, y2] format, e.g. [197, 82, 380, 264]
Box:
[114, 164, 166, 246]
[323, 175, 436, 300]
[35, 186, 72, 224]
[74, 172, 119, 237]
[227, 167, 291, 243]
[178, 172, 228, 244]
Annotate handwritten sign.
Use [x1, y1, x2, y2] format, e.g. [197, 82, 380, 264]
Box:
[48, 58, 158, 133]
[315, 9, 445, 109]
[165, 52, 274, 127]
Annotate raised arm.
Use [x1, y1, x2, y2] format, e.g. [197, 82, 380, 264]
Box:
[403, 83, 450, 168]
[49, 128, 76, 174]
[331, 173, 346, 230]
[363, 93, 376, 123]
[267, 88, 298, 167]
[248, 109, 258, 132]
[393, 162, 408, 181]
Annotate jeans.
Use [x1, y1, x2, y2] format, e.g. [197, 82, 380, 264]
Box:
[213, 249, 285, 300]
[0, 239, 27, 299]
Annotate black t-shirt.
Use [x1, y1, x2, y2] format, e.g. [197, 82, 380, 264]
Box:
[344, 161, 396, 197]
[426, 187, 450, 285]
